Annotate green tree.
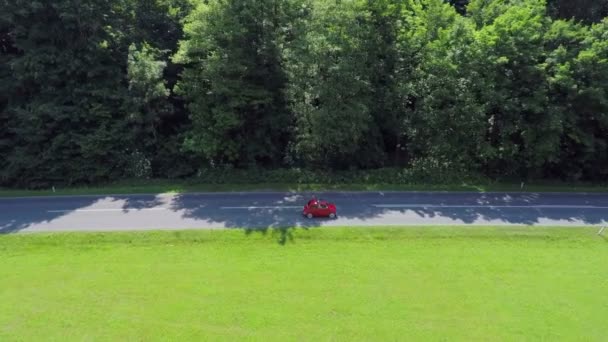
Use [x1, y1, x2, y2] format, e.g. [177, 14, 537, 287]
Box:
[126, 43, 171, 178]
[407, 3, 487, 171]
[131, 0, 197, 178]
[174, 0, 294, 168]
[128, 0, 193, 52]
[0, 8, 18, 184]
[362, 0, 408, 167]
[2, 0, 608, 185]
[288, 0, 378, 168]
[548, 19, 608, 180]
[547, 0, 608, 23]
[3, 0, 132, 187]
[467, 0, 558, 178]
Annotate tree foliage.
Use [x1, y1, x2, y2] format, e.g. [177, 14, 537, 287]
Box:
[1, 0, 607, 187]
[2, 0, 133, 187]
[547, 0, 608, 23]
[174, 0, 295, 167]
[288, 0, 378, 168]
[407, 2, 486, 172]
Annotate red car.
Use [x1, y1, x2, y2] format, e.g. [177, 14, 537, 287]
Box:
[302, 198, 337, 219]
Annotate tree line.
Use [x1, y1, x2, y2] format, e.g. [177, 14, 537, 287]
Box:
[1, 0, 607, 188]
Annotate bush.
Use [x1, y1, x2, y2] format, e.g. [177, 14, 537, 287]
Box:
[191, 164, 485, 185]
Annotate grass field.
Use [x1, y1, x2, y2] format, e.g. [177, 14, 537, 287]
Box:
[1, 179, 608, 197]
[1, 227, 607, 341]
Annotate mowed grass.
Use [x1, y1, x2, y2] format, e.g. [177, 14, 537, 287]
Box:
[1, 227, 607, 341]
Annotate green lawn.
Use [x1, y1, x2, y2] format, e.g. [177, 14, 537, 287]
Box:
[1, 179, 608, 197]
[1, 227, 607, 341]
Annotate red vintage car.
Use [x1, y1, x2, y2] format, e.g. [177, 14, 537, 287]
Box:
[302, 198, 337, 219]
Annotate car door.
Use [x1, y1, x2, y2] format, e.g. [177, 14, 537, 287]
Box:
[318, 203, 330, 216]
[309, 204, 320, 216]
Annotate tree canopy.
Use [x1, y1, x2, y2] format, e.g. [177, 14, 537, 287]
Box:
[1, 0, 607, 187]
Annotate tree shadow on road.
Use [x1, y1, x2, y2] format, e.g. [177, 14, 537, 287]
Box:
[2, 192, 608, 242]
[0, 194, 171, 234]
[169, 191, 608, 231]
[0, 193, 318, 245]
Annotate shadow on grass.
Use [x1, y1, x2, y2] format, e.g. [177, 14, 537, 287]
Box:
[244, 226, 308, 245]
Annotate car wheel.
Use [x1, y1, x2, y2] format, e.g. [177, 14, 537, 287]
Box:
[329, 213, 336, 219]
[306, 213, 313, 219]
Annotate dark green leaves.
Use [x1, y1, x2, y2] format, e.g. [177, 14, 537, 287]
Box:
[175, 0, 294, 167]
[1, 0, 607, 187]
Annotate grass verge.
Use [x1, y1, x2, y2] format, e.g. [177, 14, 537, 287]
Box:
[1, 179, 608, 197]
[1, 226, 607, 340]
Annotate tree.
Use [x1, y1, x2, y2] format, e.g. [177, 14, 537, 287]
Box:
[467, 0, 559, 178]
[361, 0, 408, 167]
[0, 7, 18, 184]
[2, 0, 132, 187]
[547, 0, 608, 23]
[1, 0, 608, 186]
[126, 43, 171, 178]
[128, 0, 193, 52]
[407, 2, 487, 171]
[174, 0, 294, 168]
[287, 0, 379, 168]
[547, 19, 608, 180]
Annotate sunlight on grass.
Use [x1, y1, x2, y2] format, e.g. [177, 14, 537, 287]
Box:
[1, 227, 606, 340]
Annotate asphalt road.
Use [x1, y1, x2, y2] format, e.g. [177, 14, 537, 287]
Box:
[1, 191, 608, 233]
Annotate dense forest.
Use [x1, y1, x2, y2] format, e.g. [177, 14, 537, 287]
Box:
[1, 0, 607, 188]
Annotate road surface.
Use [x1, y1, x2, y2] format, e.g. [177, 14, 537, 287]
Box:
[1, 191, 607, 233]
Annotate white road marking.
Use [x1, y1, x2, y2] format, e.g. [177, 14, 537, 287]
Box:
[47, 208, 167, 213]
[44, 203, 608, 214]
[220, 206, 301, 210]
[372, 204, 608, 209]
